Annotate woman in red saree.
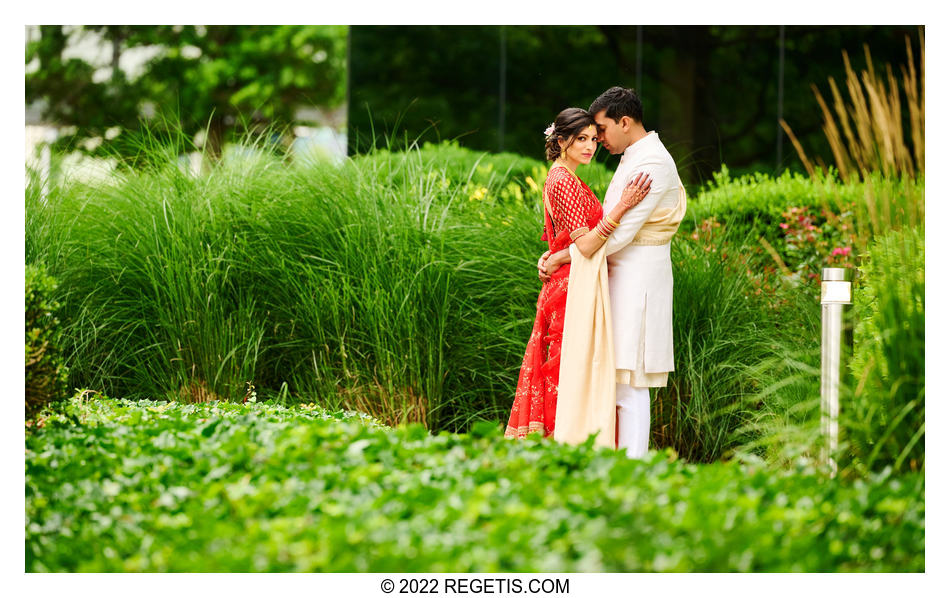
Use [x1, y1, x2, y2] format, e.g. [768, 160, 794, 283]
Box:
[505, 108, 652, 439]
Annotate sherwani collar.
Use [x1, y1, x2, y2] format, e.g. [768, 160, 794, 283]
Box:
[620, 131, 657, 162]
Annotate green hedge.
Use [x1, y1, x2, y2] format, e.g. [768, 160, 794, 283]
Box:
[351, 140, 613, 209]
[686, 167, 923, 273]
[689, 167, 847, 226]
[26, 396, 924, 572]
[25, 263, 68, 419]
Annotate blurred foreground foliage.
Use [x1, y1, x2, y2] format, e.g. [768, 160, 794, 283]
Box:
[26, 395, 924, 572]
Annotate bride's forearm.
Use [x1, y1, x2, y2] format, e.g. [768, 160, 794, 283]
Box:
[573, 231, 605, 258]
[574, 201, 631, 257]
[575, 176, 652, 257]
[546, 247, 571, 269]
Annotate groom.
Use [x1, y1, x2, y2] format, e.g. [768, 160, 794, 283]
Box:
[540, 86, 685, 458]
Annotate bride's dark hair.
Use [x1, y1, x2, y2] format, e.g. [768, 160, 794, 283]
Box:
[544, 108, 597, 162]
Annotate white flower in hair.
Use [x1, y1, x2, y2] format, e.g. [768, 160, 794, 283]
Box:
[543, 123, 555, 137]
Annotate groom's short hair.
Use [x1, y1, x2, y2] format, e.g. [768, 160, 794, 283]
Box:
[589, 87, 643, 125]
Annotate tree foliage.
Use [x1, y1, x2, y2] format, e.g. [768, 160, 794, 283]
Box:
[26, 25, 347, 159]
[348, 25, 920, 183]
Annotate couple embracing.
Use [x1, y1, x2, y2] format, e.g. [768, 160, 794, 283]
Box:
[504, 86, 687, 458]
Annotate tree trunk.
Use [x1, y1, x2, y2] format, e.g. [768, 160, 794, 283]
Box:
[204, 116, 227, 167]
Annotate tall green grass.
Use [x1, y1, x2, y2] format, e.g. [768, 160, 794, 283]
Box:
[729, 227, 925, 477]
[843, 226, 924, 475]
[655, 225, 820, 462]
[27, 133, 553, 432]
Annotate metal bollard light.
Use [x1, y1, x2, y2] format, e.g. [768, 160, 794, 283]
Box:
[820, 267, 851, 476]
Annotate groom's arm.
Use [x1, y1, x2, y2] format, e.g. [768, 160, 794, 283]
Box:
[603, 159, 672, 256]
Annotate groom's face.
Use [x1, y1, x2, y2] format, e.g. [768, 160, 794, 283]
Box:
[593, 110, 626, 155]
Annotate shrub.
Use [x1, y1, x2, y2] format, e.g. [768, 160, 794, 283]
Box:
[688, 166, 847, 230]
[684, 166, 924, 296]
[25, 263, 69, 419]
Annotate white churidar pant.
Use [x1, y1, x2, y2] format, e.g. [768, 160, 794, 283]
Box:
[616, 383, 650, 458]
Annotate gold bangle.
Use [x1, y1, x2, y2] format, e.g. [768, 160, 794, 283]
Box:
[605, 215, 620, 227]
[595, 220, 614, 239]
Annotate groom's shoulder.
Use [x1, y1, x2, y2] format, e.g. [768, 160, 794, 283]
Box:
[633, 143, 676, 170]
[651, 135, 676, 160]
[649, 140, 678, 173]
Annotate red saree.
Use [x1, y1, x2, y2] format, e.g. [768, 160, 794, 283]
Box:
[505, 165, 604, 438]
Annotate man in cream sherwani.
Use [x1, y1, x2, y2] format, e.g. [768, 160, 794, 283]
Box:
[541, 86, 685, 458]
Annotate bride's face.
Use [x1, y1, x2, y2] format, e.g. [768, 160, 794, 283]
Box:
[560, 124, 598, 165]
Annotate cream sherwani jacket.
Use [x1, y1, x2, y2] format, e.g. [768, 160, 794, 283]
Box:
[601, 132, 682, 382]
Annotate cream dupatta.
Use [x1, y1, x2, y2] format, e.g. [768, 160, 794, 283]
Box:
[552, 242, 617, 448]
[552, 183, 687, 449]
[540, 167, 616, 449]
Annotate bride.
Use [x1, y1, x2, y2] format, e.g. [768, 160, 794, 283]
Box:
[505, 107, 651, 440]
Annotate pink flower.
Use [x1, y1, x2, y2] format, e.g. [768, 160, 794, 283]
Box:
[831, 247, 852, 257]
[779, 223, 789, 230]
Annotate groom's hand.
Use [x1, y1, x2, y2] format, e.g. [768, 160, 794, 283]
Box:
[537, 250, 552, 283]
[539, 249, 570, 283]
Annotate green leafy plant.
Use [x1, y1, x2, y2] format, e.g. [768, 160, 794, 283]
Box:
[26, 395, 924, 572]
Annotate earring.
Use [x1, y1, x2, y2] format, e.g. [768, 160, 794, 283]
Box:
[560, 150, 565, 159]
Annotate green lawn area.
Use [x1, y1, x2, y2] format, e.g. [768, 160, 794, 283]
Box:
[26, 396, 924, 572]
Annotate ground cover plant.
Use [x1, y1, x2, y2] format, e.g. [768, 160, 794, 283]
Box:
[26, 395, 924, 573]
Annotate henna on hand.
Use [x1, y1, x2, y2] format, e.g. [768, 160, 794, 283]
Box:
[620, 172, 652, 209]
